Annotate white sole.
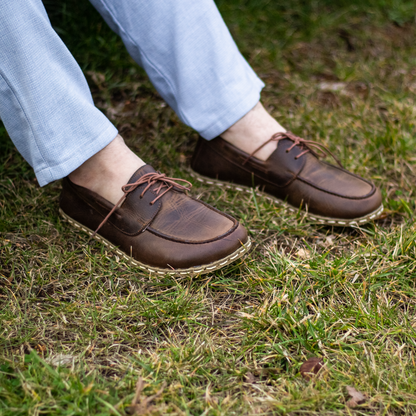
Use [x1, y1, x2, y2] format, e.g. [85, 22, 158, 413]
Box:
[188, 170, 384, 227]
[60, 208, 252, 276]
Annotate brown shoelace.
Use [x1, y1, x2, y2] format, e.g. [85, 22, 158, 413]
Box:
[242, 131, 343, 167]
[92, 172, 192, 238]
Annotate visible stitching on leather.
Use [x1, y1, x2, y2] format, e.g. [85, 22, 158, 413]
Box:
[318, 160, 377, 188]
[204, 140, 300, 189]
[60, 208, 251, 276]
[188, 195, 238, 225]
[64, 178, 154, 236]
[296, 175, 376, 200]
[146, 221, 239, 244]
[144, 191, 238, 243]
[189, 170, 384, 226]
[198, 138, 377, 200]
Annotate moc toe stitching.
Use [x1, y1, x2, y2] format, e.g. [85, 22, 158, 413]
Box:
[146, 220, 238, 244]
[60, 165, 248, 272]
[131, 224, 248, 269]
[204, 141, 303, 187]
[204, 150, 299, 189]
[191, 135, 383, 224]
[67, 177, 162, 236]
[296, 176, 377, 200]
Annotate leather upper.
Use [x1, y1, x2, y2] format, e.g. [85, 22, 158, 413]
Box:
[191, 136, 383, 220]
[60, 165, 248, 269]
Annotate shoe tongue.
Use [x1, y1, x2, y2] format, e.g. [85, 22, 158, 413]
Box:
[126, 164, 156, 184]
[116, 164, 162, 234]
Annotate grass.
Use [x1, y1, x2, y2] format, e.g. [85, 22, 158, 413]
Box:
[1, 0, 416, 414]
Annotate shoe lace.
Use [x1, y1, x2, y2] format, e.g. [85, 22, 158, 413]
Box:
[92, 172, 192, 238]
[242, 131, 343, 168]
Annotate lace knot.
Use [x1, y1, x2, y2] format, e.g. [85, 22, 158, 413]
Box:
[242, 131, 343, 168]
[91, 172, 192, 238]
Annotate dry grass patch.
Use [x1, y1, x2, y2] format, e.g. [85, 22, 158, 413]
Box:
[2, 0, 416, 414]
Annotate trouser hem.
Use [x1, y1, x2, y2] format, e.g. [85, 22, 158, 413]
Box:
[199, 77, 265, 140]
[34, 123, 118, 187]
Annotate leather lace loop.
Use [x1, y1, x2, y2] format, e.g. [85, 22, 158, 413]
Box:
[242, 131, 343, 168]
[92, 172, 192, 238]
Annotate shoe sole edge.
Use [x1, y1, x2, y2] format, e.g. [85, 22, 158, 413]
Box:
[188, 169, 384, 227]
[59, 208, 251, 276]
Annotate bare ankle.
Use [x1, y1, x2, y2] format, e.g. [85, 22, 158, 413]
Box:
[220, 101, 285, 160]
[69, 134, 146, 204]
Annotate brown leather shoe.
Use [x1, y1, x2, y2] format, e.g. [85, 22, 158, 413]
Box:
[59, 165, 250, 275]
[190, 132, 383, 226]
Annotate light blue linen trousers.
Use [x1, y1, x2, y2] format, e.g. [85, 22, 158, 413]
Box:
[0, 0, 264, 186]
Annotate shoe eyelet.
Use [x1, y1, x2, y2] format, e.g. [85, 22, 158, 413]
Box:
[285, 150, 289, 153]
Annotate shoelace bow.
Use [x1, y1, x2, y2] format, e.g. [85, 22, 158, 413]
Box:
[92, 172, 192, 238]
[243, 131, 343, 167]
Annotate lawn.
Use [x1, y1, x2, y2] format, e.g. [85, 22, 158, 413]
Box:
[1, 0, 416, 414]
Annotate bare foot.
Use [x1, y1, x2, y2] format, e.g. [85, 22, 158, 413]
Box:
[220, 101, 286, 160]
[69, 134, 146, 205]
